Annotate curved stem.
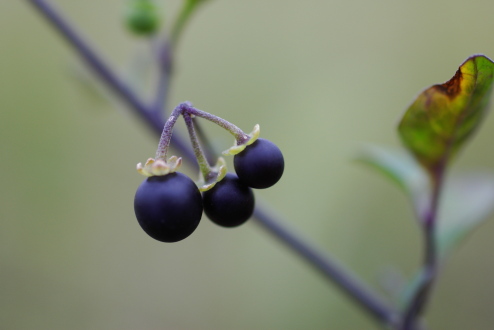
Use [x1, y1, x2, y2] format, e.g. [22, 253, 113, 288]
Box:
[153, 0, 203, 115]
[169, 0, 203, 49]
[193, 116, 216, 165]
[155, 102, 248, 159]
[152, 56, 170, 114]
[184, 104, 250, 144]
[152, 39, 172, 115]
[154, 102, 249, 160]
[27, 1, 399, 326]
[26, 0, 195, 161]
[155, 104, 183, 160]
[401, 168, 445, 330]
[183, 112, 213, 180]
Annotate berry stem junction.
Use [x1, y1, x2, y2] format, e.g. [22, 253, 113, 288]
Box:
[155, 102, 249, 161]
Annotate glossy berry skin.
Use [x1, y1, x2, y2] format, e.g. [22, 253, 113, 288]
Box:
[234, 138, 284, 189]
[203, 173, 255, 227]
[134, 172, 203, 242]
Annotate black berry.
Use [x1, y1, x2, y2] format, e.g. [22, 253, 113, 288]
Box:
[203, 173, 255, 227]
[134, 172, 203, 242]
[234, 138, 284, 189]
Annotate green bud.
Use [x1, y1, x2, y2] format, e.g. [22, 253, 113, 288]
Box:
[125, 0, 161, 36]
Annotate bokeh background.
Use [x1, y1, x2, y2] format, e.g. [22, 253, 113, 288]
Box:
[2, 0, 494, 329]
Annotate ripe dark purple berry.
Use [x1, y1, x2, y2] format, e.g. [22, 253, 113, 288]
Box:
[234, 138, 284, 189]
[203, 173, 255, 227]
[134, 172, 203, 242]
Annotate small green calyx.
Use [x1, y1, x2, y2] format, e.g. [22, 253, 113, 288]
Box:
[125, 0, 161, 36]
[222, 124, 260, 156]
[137, 156, 182, 177]
[197, 157, 227, 192]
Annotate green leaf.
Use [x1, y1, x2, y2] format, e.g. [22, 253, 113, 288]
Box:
[355, 144, 431, 220]
[398, 55, 494, 173]
[437, 172, 494, 259]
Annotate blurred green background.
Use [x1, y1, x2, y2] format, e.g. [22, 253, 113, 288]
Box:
[2, 0, 494, 329]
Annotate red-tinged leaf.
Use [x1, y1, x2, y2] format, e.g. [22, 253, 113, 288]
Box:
[398, 55, 494, 174]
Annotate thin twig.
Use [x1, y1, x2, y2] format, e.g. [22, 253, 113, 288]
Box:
[192, 117, 216, 165]
[169, 0, 203, 49]
[151, 64, 170, 114]
[401, 167, 445, 330]
[152, 40, 172, 114]
[253, 203, 399, 326]
[183, 113, 213, 180]
[27, 0, 193, 160]
[26, 0, 399, 326]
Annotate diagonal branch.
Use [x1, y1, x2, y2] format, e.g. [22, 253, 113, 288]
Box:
[27, 0, 193, 158]
[26, 0, 399, 326]
[401, 166, 445, 330]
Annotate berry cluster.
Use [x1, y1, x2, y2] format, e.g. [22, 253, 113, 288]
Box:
[134, 102, 284, 242]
